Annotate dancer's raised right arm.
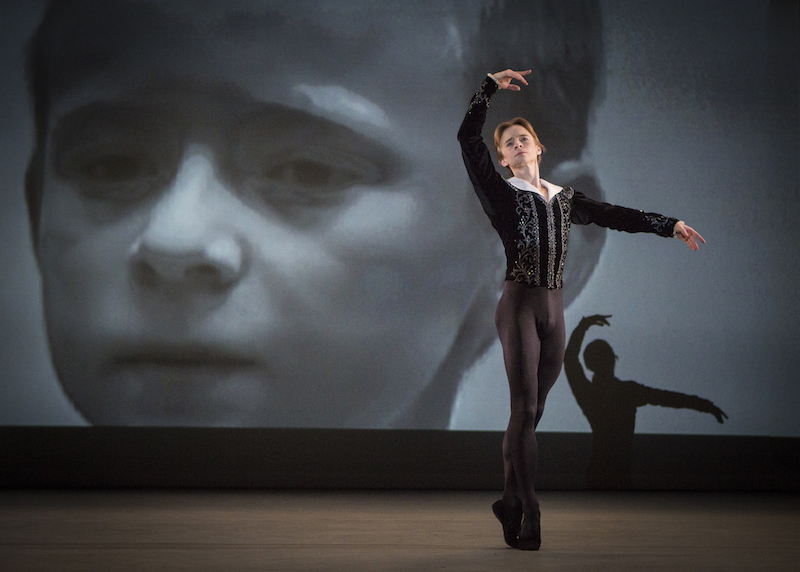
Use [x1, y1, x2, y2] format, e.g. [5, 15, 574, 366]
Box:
[457, 69, 531, 216]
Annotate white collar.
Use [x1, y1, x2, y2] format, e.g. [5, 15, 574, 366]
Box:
[507, 177, 563, 199]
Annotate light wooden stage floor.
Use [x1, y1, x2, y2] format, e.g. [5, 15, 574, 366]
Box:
[1, 490, 798, 571]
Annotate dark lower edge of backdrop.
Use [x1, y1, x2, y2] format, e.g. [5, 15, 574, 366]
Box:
[1, 428, 798, 491]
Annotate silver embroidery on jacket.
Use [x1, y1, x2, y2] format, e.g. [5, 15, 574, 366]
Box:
[511, 191, 540, 285]
[546, 198, 557, 288]
[510, 186, 575, 289]
[467, 79, 494, 114]
[555, 189, 574, 288]
[643, 213, 671, 234]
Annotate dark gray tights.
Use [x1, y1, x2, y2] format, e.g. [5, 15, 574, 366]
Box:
[495, 281, 566, 517]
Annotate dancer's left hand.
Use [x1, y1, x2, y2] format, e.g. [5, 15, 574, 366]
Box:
[673, 221, 705, 250]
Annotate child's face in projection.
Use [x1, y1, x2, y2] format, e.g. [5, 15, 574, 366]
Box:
[35, 3, 498, 426]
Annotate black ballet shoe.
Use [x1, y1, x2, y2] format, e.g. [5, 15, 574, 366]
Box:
[516, 509, 541, 550]
[492, 497, 522, 548]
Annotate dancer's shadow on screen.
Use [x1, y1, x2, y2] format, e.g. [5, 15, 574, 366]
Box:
[564, 315, 728, 489]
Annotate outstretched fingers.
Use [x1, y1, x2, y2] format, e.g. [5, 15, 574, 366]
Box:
[674, 221, 706, 251]
[492, 68, 532, 91]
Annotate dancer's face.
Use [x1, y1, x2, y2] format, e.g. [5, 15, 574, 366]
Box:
[34, 1, 497, 426]
[498, 125, 542, 171]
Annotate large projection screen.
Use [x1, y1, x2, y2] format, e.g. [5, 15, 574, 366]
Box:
[1, 0, 798, 440]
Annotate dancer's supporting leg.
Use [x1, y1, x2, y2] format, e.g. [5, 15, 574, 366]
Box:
[496, 283, 565, 549]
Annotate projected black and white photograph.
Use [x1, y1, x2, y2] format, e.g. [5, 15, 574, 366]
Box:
[0, 0, 797, 437]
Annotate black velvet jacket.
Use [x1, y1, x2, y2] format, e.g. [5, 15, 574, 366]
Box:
[458, 76, 678, 289]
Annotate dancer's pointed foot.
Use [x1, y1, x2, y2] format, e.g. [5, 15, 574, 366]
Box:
[492, 497, 523, 548]
[517, 509, 541, 550]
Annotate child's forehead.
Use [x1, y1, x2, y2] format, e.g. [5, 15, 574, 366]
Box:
[34, 0, 477, 110]
[37, 0, 475, 42]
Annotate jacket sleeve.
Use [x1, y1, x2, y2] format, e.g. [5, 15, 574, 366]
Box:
[457, 76, 507, 218]
[570, 190, 678, 237]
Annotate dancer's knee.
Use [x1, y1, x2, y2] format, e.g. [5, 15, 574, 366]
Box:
[509, 399, 538, 430]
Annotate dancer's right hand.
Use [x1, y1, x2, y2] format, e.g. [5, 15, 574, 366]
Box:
[491, 69, 531, 91]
